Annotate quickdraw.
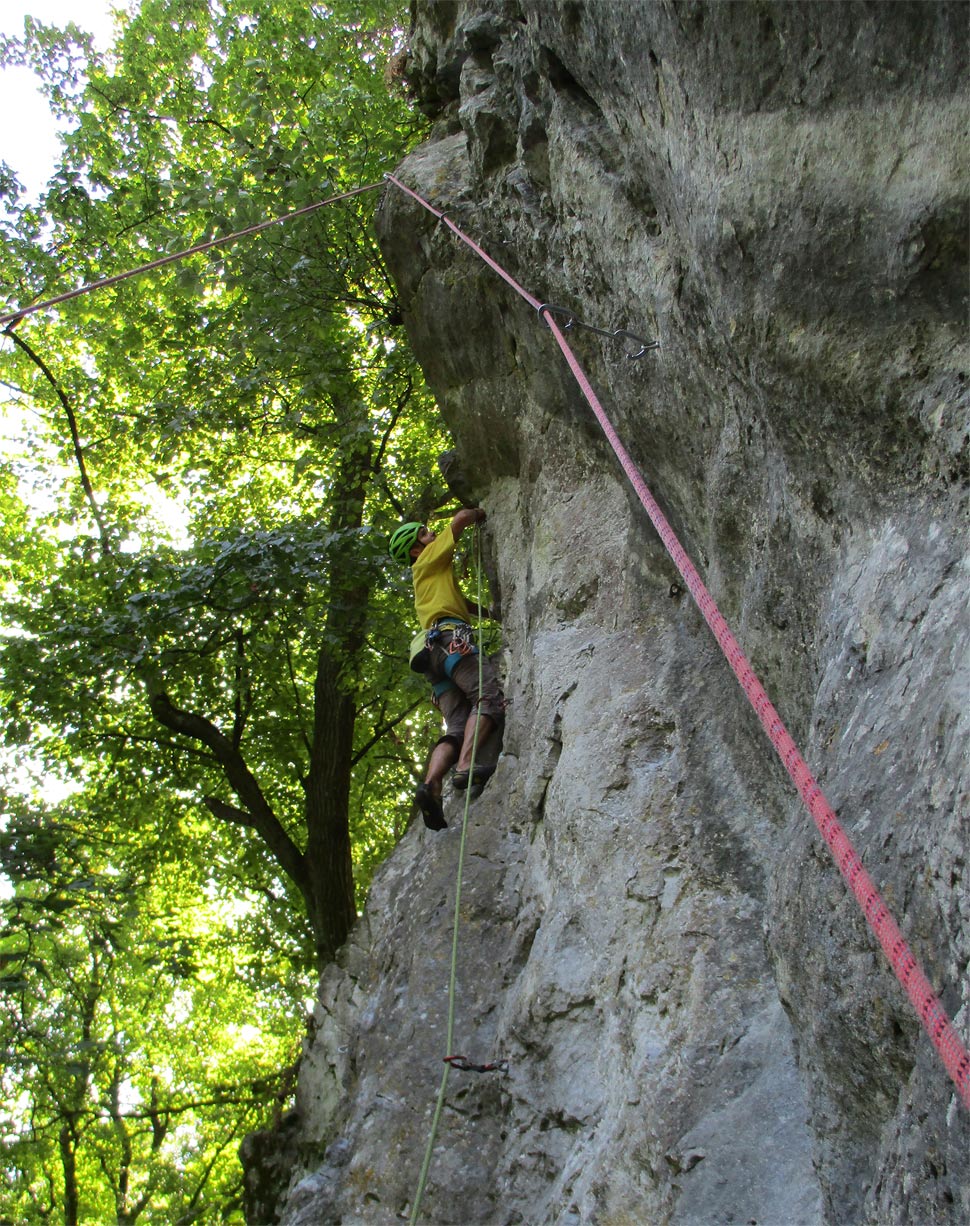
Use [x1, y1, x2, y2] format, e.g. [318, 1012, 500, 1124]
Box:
[444, 1055, 509, 1074]
[537, 302, 658, 359]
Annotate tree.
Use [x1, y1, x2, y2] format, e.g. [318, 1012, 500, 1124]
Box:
[1, 0, 443, 960]
[1, 791, 301, 1224]
[0, 0, 456, 1218]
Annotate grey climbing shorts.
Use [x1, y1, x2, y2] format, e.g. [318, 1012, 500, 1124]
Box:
[430, 635, 504, 738]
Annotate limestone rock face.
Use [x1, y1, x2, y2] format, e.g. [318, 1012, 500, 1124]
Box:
[256, 3, 969, 1223]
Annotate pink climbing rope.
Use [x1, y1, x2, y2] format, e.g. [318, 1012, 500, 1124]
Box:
[384, 172, 970, 1110]
[385, 175, 544, 312]
[0, 181, 384, 329]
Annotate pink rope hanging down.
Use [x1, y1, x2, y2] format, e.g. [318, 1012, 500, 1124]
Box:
[385, 172, 970, 1110]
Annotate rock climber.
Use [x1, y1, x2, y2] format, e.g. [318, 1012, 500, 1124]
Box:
[388, 508, 504, 830]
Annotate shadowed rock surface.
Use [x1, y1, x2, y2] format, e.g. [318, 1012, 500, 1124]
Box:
[243, 3, 969, 1223]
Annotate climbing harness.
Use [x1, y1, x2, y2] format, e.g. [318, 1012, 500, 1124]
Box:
[429, 677, 456, 703]
[383, 171, 970, 1113]
[412, 620, 476, 701]
[425, 618, 478, 680]
[409, 526, 506, 1225]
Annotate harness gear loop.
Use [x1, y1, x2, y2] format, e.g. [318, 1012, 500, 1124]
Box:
[424, 619, 478, 679]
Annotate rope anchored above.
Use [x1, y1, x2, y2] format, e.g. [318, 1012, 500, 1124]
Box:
[383, 171, 970, 1113]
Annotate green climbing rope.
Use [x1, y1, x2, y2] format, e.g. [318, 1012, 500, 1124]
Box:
[409, 525, 486, 1225]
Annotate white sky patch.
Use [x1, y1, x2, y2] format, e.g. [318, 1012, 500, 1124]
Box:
[0, 743, 84, 895]
[0, 1, 122, 200]
[226, 1022, 262, 1049]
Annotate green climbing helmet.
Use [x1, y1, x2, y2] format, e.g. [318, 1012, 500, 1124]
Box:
[388, 521, 423, 565]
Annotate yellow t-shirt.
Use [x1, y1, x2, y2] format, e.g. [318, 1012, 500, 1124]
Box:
[412, 525, 474, 629]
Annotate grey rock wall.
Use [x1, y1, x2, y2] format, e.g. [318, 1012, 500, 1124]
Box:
[251, 3, 969, 1223]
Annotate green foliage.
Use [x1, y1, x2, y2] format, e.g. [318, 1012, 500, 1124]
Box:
[0, 0, 458, 1219]
[0, 792, 301, 1225]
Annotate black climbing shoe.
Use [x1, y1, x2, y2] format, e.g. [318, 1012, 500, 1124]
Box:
[452, 763, 496, 792]
[415, 783, 447, 830]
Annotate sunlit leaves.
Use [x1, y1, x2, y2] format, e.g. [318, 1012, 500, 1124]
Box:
[0, 0, 452, 1218]
[0, 796, 299, 1225]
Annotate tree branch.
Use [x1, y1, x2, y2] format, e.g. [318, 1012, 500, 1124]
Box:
[203, 796, 251, 826]
[4, 326, 113, 555]
[372, 372, 411, 476]
[351, 698, 424, 767]
[231, 627, 251, 749]
[283, 632, 312, 759]
[94, 729, 218, 763]
[141, 673, 311, 901]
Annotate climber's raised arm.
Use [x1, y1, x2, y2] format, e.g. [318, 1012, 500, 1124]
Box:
[450, 506, 486, 539]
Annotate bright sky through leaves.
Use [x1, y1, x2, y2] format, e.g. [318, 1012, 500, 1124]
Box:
[0, 1, 118, 199]
[0, 4, 445, 1211]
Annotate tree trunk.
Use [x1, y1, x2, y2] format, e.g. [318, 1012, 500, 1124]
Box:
[59, 1123, 79, 1226]
[304, 650, 358, 963]
[302, 429, 373, 965]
